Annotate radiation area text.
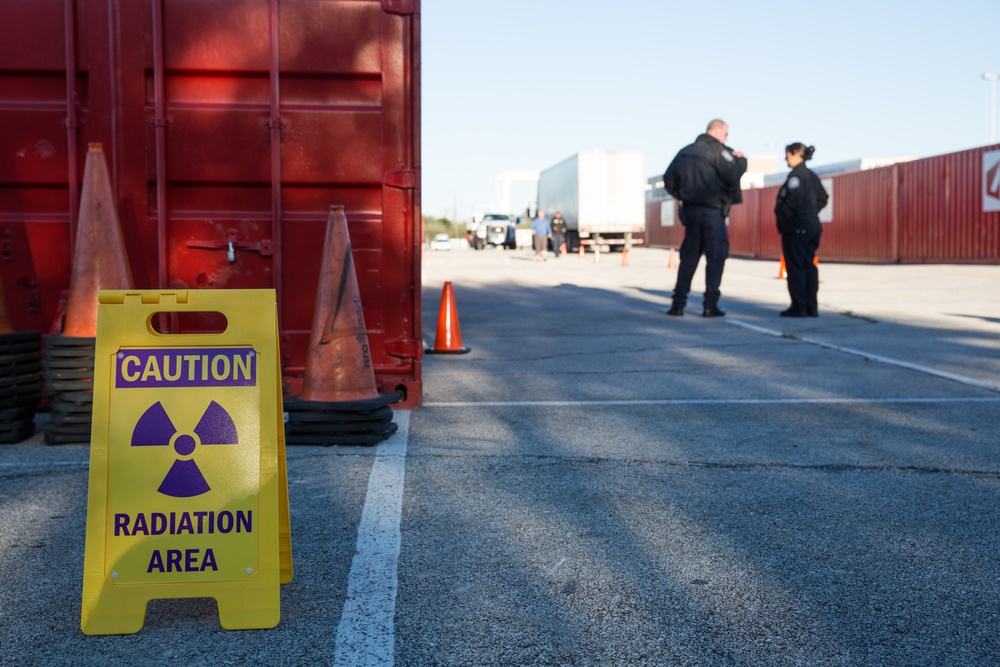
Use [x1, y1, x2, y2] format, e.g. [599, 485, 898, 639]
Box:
[113, 510, 252, 573]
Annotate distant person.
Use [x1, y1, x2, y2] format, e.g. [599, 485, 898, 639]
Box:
[531, 209, 551, 261]
[662, 119, 747, 317]
[774, 142, 828, 317]
[551, 211, 567, 257]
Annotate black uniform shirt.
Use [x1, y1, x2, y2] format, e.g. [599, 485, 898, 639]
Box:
[775, 163, 829, 234]
[662, 133, 748, 209]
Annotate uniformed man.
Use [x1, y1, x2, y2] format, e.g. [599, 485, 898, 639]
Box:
[662, 119, 747, 317]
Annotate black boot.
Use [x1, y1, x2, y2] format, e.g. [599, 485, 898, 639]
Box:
[702, 306, 725, 318]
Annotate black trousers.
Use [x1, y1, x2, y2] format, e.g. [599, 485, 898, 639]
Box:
[781, 229, 822, 314]
[552, 232, 565, 254]
[672, 205, 729, 309]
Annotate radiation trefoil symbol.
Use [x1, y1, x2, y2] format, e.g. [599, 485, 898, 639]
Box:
[131, 401, 238, 498]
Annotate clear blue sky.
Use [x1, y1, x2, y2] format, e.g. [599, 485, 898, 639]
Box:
[421, 0, 1000, 221]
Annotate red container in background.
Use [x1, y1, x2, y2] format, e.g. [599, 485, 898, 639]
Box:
[649, 145, 1000, 266]
[644, 199, 684, 249]
[816, 167, 896, 263]
[727, 188, 762, 258]
[0, 0, 422, 407]
[897, 147, 1000, 262]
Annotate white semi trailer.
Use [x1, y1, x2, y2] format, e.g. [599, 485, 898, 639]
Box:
[536, 150, 645, 252]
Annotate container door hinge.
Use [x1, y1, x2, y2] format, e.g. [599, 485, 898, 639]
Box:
[384, 169, 420, 190]
[385, 338, 420, 359]
[383, 0, 419, 15]
[16, 276, 41, 314]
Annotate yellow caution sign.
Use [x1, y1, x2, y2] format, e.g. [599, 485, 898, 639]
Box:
[81, 290, 292, 635]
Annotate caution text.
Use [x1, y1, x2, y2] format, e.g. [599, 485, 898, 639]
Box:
[116, 347, 256, 388]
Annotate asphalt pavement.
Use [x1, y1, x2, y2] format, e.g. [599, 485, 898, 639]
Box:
[2, 244, 999, 666]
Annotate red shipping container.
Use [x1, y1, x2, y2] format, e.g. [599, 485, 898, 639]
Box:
[0, 0, 422, 406]
[727, 188, 762, 258]
[897, 146, 1000, 263]
[644, 199, 684, 249]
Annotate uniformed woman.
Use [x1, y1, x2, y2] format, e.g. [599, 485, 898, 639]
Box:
[774, 143, 828, 317]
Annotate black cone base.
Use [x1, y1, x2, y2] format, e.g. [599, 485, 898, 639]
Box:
[42, 335, 96, 445]
[0, 331, 41, 444]
[284, 392, 400, 446]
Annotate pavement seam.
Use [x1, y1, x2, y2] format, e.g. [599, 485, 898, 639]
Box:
[402, 451, 1000, 478]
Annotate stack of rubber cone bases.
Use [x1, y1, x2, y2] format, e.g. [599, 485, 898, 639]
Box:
[44, 143, 134, 445]
[0, 277, 42, 444]
[284, 206, 398, 446]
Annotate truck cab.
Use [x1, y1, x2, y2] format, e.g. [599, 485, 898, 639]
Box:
[472, 214, 516, 250]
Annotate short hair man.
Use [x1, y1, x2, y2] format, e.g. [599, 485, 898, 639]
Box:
[662, 119, 747, 317]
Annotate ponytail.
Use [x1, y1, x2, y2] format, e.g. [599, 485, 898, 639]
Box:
[785, 142, 816, 161]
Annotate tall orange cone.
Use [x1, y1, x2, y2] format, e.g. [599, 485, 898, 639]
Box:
[284, 205, 398, 446]
[667, 247, 678, 269]
[777, 254, 787, 279]
[62, 143, 134, 337]
[579, 243, 585, 259]
[427, 281, 470, 354]
[299, 205, 382, 402]
[621, 247, 629, 266]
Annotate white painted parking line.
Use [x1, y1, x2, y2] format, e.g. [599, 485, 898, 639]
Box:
[333, 410, 409, 667]
[727, 318, 1000, 393]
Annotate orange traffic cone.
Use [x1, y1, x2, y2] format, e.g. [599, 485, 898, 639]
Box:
[427, 281, 470, 354]
[667, 247, 678, 270]
[777, 254, 787, 280]
[284, 206, 398, 446]
[594, 245, 601, 264]
[621, 247, 629, 266]
[299, 205, 383, 402]
[62, 143, 134, 337]
[560, 242, 567, 256]
[579, 243, 585, 259]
